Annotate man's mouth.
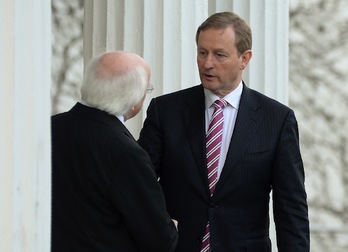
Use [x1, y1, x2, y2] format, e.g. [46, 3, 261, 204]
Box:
[204, 74, 216, 80]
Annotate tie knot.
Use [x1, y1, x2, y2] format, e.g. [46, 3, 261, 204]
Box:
[213, 99, 227, 110]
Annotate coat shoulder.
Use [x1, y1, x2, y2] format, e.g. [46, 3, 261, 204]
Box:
[243, 86, 292, 114]
[156, 85, 203, 102]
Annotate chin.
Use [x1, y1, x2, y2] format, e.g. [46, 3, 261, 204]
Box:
[202, 81, 218, 90]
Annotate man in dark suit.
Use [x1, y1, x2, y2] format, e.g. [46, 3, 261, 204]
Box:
[51, 51, 178, 252]
[138, 12, 310, 251]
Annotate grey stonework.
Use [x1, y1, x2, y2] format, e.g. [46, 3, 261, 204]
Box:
[290, 0, 348, 251]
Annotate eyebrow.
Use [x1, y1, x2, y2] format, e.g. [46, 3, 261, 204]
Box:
[197, 47, 227, 53]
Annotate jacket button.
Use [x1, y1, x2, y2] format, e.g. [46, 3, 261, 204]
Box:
[209, 203, 217, 208]
[196, 238, 202, 243]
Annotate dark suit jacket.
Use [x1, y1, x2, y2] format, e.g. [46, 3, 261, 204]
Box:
[138, 84, 310, 252]
[51, 102, 178, 252]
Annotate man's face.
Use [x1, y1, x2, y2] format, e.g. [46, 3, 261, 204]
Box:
[197, 26, 249, 97]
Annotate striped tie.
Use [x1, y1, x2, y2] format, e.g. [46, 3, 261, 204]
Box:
[201, 99, 226, 252]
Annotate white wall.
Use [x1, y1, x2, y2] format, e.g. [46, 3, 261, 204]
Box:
[0, 0, 52, 251]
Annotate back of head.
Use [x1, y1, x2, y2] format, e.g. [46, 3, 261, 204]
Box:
[196, 11, 252, 56]
[81, 51, 150, 116]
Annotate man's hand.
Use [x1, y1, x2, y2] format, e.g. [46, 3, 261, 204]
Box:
[172, 219, 178, 230]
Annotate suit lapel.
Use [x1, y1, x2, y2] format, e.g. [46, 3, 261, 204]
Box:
[181, 86, 210, 194]
[214, 84, 263, 195]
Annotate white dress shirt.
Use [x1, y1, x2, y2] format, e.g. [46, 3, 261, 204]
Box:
[204, 81, 243, 179]
[116, 115, 125, 124]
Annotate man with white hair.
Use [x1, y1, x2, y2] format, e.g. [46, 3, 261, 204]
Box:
[51, 51, 178, 252]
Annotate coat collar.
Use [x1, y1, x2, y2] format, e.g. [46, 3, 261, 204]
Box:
[70, 102, 135, 140]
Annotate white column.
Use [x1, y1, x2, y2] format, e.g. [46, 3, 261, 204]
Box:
[0, 0, 52, 251]
[84, 0, 207, 138]
[210, 0, 289, 105]
[84, 0, 289, 138]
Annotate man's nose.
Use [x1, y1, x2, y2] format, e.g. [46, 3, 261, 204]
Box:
[203, 54, 214, 69]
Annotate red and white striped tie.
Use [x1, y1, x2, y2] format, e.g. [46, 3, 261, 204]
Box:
[201, 99, 226, 252]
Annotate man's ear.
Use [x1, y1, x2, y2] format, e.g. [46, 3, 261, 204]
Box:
[240, 50, 252, 70]
[123, 106, 135, 122]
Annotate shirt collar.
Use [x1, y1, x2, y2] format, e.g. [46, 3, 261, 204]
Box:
[204, 81, 243, 109]
[116, 115, 125, 124]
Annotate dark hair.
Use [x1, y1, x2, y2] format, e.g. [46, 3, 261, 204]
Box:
[196, 12, 252, 56]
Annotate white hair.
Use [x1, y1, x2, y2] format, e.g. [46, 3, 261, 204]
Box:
[80, 55, 148, 116]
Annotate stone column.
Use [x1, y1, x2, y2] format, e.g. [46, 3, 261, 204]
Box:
[84, 0, 207, 138]
[210, 0, 289, 104]
[84, 0, 289, 138]
[0, 0, 52, 251]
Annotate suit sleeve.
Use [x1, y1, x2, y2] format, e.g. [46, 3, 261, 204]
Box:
[138, 98, 163, 177]
[110, 144, 178, 252]
[272, 109, 310, 251]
